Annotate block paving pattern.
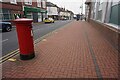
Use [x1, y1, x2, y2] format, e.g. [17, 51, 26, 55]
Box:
[2, 21, 118, 79]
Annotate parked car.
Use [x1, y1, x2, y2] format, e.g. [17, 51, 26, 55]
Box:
[0, 22, 12, 32]
[43, 18, 54, 23]
[61, 17, 68, 20]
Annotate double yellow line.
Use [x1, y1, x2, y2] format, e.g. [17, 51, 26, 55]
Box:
[0, 21, 73, 64]
[0, 49, 19, 63]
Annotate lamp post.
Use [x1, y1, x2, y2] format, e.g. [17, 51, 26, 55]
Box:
[80, 0, 84, 14]
[80, 5, 83, 14]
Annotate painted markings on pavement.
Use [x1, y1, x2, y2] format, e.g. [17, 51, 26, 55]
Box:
[84, 28, 103, 79]
[1, 39, 8, 43]
[33, 29, 40, 32]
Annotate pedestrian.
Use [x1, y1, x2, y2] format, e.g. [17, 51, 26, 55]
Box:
[84, 17, 86, 21]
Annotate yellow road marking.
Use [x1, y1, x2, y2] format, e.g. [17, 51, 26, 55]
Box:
[0, 49, 19, 60]
[0, 51, 19, 63]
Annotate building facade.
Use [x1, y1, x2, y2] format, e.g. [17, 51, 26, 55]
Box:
[46, 2, 59, 20]
[85, 0, 120, 28]
[21, 0, 47, 22]
[46, 2, 74, 20]
[41, 0, 47, 21]
[59, 8, 74, 20]
[0, 0, 47, 22]
[85, 0, 120, 51]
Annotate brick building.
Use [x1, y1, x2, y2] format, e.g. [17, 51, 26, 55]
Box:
[0, 0, 23, 21]
[0, 0, 47, 22]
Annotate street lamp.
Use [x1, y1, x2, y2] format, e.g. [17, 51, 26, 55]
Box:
[80, 3, 83, 13]
[80, 0, 83, 14]
[80, 2, 83, 20]
[80, 6, 82, 14]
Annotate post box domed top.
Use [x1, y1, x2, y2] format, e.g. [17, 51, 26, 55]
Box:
[13, 18, 33, 24]
[14, 18, 33, 22]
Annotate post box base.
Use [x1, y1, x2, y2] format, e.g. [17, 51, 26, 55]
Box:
[20, 53, 35, 60]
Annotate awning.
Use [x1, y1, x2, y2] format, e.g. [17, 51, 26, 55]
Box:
[24, 6, 47, 13]
[24, 6, 41, 12]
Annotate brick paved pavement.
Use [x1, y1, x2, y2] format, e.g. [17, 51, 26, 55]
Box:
[2, 21, 118, 79]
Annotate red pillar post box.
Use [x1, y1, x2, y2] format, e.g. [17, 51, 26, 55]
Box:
[13, 18, 35, 60]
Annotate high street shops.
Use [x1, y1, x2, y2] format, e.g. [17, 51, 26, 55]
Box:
[23, 6, 47, 22]
[0, 0, 47, 22]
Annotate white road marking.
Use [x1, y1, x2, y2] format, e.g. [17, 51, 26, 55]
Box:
[1, 39, 8, 43]
[33, 29, 40, 32]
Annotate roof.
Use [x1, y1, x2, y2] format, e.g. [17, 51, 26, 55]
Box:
[46, 2, 58, 7]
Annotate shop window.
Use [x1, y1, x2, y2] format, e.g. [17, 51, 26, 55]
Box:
[42, 0, 46, 8]
[38, 13, 42, 22]
[0, 9, 3, 20]
[0, 9, 12, 21]
[100, 0, 103, 4]
[26, 13, 33, 19]
[0, 14, 2, 20]
[97, 10, 102, 21]
[109, 4, 120, 25]
[93, 12, 95, 19]
[37, 0, 41, 7]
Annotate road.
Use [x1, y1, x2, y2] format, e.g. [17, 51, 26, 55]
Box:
[1, 20, 72, 57]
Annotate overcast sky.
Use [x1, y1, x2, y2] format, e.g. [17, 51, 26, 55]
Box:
[47, 0, 86, 14]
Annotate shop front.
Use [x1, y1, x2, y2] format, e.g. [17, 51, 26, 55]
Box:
[24, 6, 47, 22]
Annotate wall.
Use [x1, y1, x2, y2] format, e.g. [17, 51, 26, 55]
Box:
[90, 19, 119, 51]
[47, 7, 58, 15]
[109, 2, 120, 25]
[0, 2, 22, 11]
[87, 0, 120, 52]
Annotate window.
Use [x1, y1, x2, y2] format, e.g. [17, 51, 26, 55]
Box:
[0, 9, 3, 20]
[38, 13, 42, 22]
[26, 13, 33, 19]
[42, 0, 46, 8]
[97, 10, 102, 21]
[10, 0, 17, 4]
[109, 4, 120, 25]
[0, 0, 2, 2]
[37, 0, 41, 7]
[99, 3, 103, 11]
[0, 9, 12, 21]
[24, 0, 32, 5]
[42, 13, 46, 18]
[100, 0, 103, 4]
[112, 2, 118, 6]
